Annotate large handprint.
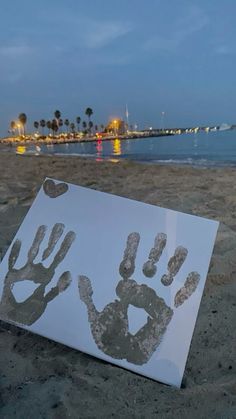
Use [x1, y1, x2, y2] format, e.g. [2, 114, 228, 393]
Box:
[79, 232, 200, 365]
[0, 223, 75, 325]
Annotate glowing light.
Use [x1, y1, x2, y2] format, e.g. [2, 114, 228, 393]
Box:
[16, 145, 26, 155]
[113, 138, 121, 156]
[109, 158, 119, 163]
[113, 119, 118, 134]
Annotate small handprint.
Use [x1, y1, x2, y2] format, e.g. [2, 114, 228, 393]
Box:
[78, 232, 200, 365]
[0, 223, 75, 325]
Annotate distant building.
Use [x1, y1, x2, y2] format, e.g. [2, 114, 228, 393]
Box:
[106, 118, 126, 135]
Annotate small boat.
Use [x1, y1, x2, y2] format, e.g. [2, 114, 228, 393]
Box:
[219, 123, 232, 131]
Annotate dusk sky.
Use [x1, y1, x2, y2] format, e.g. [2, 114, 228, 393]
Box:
[1, 0, 236, 136]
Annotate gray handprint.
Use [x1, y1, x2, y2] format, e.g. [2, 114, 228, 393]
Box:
[78, 232, 200, 365]
[0, 223, 75, 325]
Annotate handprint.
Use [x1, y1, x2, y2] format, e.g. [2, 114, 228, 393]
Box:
[0, 223, 75, 325]
[78, 232, 200, 365]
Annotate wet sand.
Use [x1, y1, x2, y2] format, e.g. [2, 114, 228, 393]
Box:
[0, 152, 235, 418]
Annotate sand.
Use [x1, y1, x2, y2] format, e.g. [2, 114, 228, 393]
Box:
[0, 151, 235, 418]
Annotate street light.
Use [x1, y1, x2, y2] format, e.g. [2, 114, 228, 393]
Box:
[161, 111, 165, 132]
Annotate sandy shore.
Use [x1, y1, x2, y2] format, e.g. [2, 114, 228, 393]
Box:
[0, 152, 235, 418]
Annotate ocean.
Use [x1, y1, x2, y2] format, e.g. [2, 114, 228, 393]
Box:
[14, 129, 236, 167]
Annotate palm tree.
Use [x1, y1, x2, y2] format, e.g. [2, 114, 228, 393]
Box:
[59, 119, 63, 131]
[18, 113, 27, 135]
[46, 120, 52, 134]
[94, 124, 98, 132]
[85, 107, 93, 123]
[34, 121, 39, 131]
[82, 121, 87, 135]
[100, 124, 104, 131]
[51, 119, 58, 136]
[10, 120, 17, 134]
[54, 110, 61, 120]
[88, 120, 93, 134]
[70, 122, 75, 133]
[76, 116, 81, 132]
[40, 119, 46, 135]
[54, 110, 61, 131]
[64, 119, 70, 133]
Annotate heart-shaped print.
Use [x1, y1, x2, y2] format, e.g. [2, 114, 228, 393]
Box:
[43, 179, 68, 198]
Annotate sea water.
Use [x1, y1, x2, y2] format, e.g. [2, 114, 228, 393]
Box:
[14, 129, 236, 167]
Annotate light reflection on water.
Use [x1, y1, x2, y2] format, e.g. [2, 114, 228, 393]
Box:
[109, 138, 121, 163]
[96, 139, 103, 162]
[113, 138, 121, 156]
[12, 130, 236, 167]
[16, 145, 26, 155]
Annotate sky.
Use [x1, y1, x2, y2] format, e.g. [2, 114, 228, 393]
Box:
[1, 0, 236, 136]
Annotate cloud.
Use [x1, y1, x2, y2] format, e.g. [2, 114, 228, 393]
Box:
[81, 20, 133, 49]
[3, 72, 24, 84]
[81, 51, 133, 67]
[144, 36, 180, 53]
[39, 15, 134, 67]
[0, 43, 34, 84]
[39, 9, 133, 50]
[214, 45, 235, 55]
[143, 5, 209, 53]
[0, 44, 32, 57]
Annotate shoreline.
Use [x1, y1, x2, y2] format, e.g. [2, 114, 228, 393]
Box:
[0, 131, 173, 146]
[0, 152, 235, 417]
[1, 142, 236, 170]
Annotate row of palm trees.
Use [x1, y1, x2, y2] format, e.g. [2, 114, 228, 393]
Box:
[34, 109, 94, 136]
[10, 108, 105, 137]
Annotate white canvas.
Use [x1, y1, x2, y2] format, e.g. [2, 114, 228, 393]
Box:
[0, 178, 219, 387]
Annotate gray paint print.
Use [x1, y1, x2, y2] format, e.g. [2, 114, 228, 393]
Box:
[43, 179, 69, 198]
[79, 232, 200, 365]
[161, 246, 188, 286]
[0, 223, 75, 325]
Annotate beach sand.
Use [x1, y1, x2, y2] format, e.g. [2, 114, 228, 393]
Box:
[0, 152, 235, 418]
